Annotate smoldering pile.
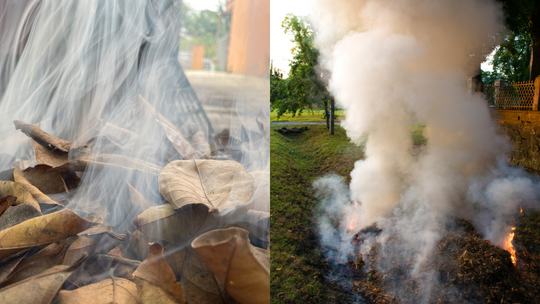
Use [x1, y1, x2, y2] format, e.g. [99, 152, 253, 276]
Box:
[336, 217, 540, 304]
[0, 112, 269, 303]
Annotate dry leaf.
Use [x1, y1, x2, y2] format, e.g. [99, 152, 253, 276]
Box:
[55, 278, 139, 304]
[51, 154, 161, 176]
[32, 139, 68, 168]
[159, 160, 253, 212]
[0, 254, 86, 304]
[190, 131, 211, 159]
[62, 235, 96, 266]
[0, 209, 98, 260]
[0, 181, 41, 211]
[134, 204, 207, 244]
[135, 202, 249, 245]
[15, 165, 67, 194]
[192, 227, 270, 304]
[13, 120, 72, 152]
[0, 196, 16, 217]
[133, 243, 186, 303]
[0, 204, 41, 231]
[138, 95, 198, 160]
[13, 167, 61, 206]
[180, 246, 235, 304]
[0, 249, 29, 283]
[0, 236, 78, 286]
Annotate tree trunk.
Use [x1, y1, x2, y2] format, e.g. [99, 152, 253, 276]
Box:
[530, 0, 540, 80]
[330, 97, 335, 135]
[324, 98, 329, 129]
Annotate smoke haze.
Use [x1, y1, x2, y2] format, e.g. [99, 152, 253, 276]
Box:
[311, 0, 540, 301]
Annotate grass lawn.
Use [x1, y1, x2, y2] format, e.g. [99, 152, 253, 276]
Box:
[270, 110, 346, 122]
[270, 124, 363, 303]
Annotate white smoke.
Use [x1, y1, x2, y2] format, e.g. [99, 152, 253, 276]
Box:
[311, 0, 540, 301]
[0, 1, 269, 239]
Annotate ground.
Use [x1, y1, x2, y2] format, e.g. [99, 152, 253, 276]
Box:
[270, 122, 540, 303]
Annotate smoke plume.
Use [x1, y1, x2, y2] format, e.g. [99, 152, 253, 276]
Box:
[311, 0, 540, 301]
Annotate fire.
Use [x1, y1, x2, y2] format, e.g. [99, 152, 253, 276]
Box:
[347, 201, 359, 231]
[520, 206, 523, 213]
[504, 227, 517, 266]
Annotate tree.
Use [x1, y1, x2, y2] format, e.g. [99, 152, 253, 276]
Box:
[180, 2, 229, 61]
[495, 0, 538, 80]
[270, 14, 334, 131]
[482, 31, 532, 84]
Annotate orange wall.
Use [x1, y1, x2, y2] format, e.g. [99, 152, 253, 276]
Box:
[226, 0, 269, 77]
[191, 44, 205, 70]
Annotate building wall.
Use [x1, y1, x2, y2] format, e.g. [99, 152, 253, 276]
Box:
[226, 0, 269, 77]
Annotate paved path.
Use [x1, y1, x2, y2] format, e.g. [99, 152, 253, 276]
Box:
[270, 121, 342, 125]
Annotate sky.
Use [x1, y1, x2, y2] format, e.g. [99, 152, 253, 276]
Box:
[183, 0, 222, 12]
[270, 0, 315, 76]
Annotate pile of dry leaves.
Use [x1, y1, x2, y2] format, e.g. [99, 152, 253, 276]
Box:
[351, 219, 540, 304]
[0, 102, 269, 303]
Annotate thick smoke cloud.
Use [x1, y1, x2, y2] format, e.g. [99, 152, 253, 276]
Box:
[311, 0, 540, 301]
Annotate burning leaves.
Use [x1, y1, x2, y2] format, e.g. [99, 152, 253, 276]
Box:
[342, 219, 540, 303]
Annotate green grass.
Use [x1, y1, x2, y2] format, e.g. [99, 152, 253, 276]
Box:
[270, 125, 363, 303]
[270, 110, 346, 122]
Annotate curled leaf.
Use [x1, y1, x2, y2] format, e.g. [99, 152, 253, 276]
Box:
[0, 209, 98, 260]
[133, 243, 186, 303]
[13, 120, 72, 152]
[0, 181, 41, 212]
[56, 278, 139, 304]
[0, 254, 86, 304]
[0, 196, 16, 218]
[13, 167, 61, 206]
[159, 160, 253, 212]
[192, 227, 270, 304]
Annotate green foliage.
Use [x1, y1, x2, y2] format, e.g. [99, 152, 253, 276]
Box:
[180, 2, 229, 60]
[482, 31, 531, 84]
[270, 15, 331, 118]
[482, 1, 536, 83]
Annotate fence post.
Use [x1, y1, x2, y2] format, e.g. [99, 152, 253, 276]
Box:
[494, 79, 505, 107]
[534, 76, 540, 111]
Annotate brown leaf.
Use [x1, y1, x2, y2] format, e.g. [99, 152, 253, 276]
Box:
[0, 181, 41, 211]
[0, 236, 78, 286]
[133, 243, 186, 303]
[134, 204, 207, 244]
[15, 165, 67, 194]
[0, 249, 29, 283]
[138, 95, 198, 160]
[191, 227, 270, 304]
[62, 235, 96, 266]
[0, 196, 16, 217]
[51, 154, 161, 176]
[13, 167, 62, 206]
[55, 278, 139, 304]
[190, 131, 211, 159]
[32, 139, 68, 168]
[0, 209, 98, 260]
[135, 203, 247, 245]
[0, 254, 86, 304]
[13, 120, 73, 152]
[0, 204, 41, 231]
[179, 246, 235, 304]
[159, 160, 253, 212]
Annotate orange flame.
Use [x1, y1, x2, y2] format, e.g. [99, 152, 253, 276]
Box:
[520, 206, 523, 213]
[504, 227, 517, 266]
[347, 202, 359, 231]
